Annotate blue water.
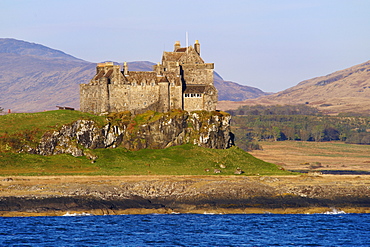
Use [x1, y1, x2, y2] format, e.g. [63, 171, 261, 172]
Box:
[1, 213, 369, 246]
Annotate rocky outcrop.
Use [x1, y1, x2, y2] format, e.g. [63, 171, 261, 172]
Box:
[1, 175, 370, 215]
[26, 120, 123, 156]
[123, 111, 233, 150]
[25, 110, 233, 156]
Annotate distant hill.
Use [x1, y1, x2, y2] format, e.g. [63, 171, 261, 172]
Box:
[218, 60, 370, 115]
[213, 72, 270, 101]
[0, 38, 85, 62]
[0, 48, 94, 112]
[0, 38, 266, 112]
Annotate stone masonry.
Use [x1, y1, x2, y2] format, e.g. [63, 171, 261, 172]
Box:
[80, 40, 218, 114]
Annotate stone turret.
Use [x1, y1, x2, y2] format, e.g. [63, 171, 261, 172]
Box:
[123, 62, 128, 75]
[174, 41, 181, 51]
[194, 40, 200, 55]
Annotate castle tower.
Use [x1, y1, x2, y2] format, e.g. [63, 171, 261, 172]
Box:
[158, 76, 170, 112]
[174, 41, 181, 51]
[123, 62, 128, 75]
[194, 40, 200, 55]
[80, 39, 217, 114]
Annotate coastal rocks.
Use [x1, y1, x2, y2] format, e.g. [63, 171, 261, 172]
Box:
[24, 110, 234, 156]
[1, 176, 370, 215]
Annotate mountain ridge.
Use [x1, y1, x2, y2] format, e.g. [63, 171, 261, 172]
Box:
[0, 38, 267, 112]
[0, 38, 86, 62]
[218, 60, 370, 115]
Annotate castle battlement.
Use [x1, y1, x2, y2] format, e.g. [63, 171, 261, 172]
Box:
[80, 40, 218, 114]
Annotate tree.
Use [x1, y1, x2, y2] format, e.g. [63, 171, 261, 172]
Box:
[312, 125, 325, 142]
[272, 126, 282, 141]
[323, 127, 340, 141]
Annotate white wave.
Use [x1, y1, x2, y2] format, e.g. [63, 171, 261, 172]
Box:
[62, 212, 94, 216]
[322, 208, 346, 215]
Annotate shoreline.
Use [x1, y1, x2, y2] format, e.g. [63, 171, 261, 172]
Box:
[2, 207, 370, 217]
[1, 175, 370, 217]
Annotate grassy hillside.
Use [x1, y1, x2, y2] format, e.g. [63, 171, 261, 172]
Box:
[0, 110, 105, 151]
[0, 110, 104, 136]
[0, 144, 290, 176]
[0, 110, 290, 176]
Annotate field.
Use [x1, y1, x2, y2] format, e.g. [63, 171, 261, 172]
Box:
[249, 141, 370, 171]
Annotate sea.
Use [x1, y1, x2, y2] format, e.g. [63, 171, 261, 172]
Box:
[1, 211, 369, 246]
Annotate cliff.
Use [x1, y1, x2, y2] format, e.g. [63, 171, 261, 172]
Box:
[1, 175, 370, 216]
[23, 110, 233, 156]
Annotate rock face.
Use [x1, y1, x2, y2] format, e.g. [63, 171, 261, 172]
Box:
[26, 120, 123, 157]
[123, 111, 233, 150]
[26, 110, 233, 156]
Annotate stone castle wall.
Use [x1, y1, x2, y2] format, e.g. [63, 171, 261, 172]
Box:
[80, 81, 183, 115]
[80, 40, 218, 114]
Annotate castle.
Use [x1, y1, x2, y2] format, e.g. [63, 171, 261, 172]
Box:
[80, 40, 218, 114]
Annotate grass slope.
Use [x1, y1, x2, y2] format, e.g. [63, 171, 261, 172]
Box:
[0, 110, 105, 150]
[0, 145, 289, 176]
[0, 110, 104, 136]
[0, 110, 291, 176]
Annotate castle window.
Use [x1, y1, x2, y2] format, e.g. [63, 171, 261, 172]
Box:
[144, 102, 147, 106]
[184, 93, 202, 98]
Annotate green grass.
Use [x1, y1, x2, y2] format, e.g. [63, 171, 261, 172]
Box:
[0, 110, 293, 176]
[0, 144, 291, 176]
[0, 110, 105, 150]
[0, 110, 105, 136]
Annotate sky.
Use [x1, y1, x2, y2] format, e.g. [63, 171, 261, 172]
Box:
[1, 0, 370, 92]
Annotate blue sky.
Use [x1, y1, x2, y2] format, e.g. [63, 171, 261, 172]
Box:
[1, 0, 370, 92]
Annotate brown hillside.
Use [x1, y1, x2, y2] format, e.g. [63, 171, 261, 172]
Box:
[218, 60, 370, 115]
[0, 53, 94, 112]
[214, 72, 270, 101]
